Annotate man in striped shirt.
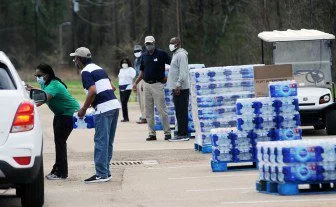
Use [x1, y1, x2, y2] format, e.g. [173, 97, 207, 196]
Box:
[71, 47, 121, 184]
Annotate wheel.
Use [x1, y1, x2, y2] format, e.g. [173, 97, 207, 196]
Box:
[21, 159, 44, 207]
[313, 123, 326, 130]
[326, 110, 336, 135]
[15, 186, 22, 197]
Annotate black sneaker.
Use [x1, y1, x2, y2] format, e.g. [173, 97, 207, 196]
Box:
[121, 119, 129, 122]
[169, 135, 190, 142]
[46, 173, 67, 180]
[146, 135, 157, 141]
[164, 134, 172, 140]
[84, 175, 110, 184]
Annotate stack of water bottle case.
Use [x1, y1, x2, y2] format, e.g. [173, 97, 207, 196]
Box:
[211, 80, 301, 171]
[154, 64, 205, 134]
[189, 65, 259, 153]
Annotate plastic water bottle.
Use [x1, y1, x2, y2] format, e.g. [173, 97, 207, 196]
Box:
[269, 80, 298, 98]
[275, 128, 302, 141]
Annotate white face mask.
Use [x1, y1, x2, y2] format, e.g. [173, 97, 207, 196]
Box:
[134, 52, 141, 58]
[122, 63, 128, 69]
[169, 44, 177, 52]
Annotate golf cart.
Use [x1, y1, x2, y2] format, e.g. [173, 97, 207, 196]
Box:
[258, 29, 336, 134]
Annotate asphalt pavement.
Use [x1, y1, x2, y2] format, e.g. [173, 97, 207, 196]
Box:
[1, 103, 336, 207]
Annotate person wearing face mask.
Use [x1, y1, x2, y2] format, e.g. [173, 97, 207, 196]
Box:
[167, 37, 190, 142]
[118, 58, 136, 122]
[33, 63, 80, 180]
[133, 45, 147, 124]
[132, 36, 172, 141]
[70, 47, 121, 184]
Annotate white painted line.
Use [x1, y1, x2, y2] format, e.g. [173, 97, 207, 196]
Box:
[187, 187, 252, 192]
[168, 173, 257, 180]
[147, 164, 209, 170]
[221, 197, 336, 205]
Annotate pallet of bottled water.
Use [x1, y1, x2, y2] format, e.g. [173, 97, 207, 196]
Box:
[210, 80, 302, 171]
[256, 139, 336, 195]
[190, 65, 261, 153]
[73, 111, 95, 129]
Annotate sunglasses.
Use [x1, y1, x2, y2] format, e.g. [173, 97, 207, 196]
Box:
[34, 74, 45, 78]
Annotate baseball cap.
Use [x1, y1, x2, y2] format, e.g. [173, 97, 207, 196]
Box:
[70, 47, 92, 58]
[134, 45, 142, 51]
[144, 36, 155, 44]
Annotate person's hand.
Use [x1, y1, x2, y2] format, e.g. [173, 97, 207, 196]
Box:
[132, 84, 137, 91]
[25, 83, 33, 91]
[173, 86, 181, 96]
[162, 77, 167, 84]
[78, 107, 87, 119]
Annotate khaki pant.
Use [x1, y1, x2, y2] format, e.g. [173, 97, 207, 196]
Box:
[136, 80, 146, 119]
[143, 82, 171, 136]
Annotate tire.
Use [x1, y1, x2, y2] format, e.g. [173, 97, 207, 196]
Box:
[326, 110, 336, 135]
[313, 123, 325, 130]
[21, 159, 44, 207]
[15, 186, 22, 197]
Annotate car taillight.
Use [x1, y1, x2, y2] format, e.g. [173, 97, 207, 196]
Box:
[11, 102, 34, 133]
[13, 156, 31, 165]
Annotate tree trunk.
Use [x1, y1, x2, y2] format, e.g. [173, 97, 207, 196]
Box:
[276, 0, 282, 30]
[147, 0, 152, 35]
[130, 0, 136, 40]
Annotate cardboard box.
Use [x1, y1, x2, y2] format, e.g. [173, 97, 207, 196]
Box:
[254, 64, 293, 97]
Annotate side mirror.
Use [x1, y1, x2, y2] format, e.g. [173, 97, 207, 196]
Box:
[30, 89, 47, 103]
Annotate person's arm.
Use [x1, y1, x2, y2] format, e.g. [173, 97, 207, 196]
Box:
[176, 53, 188, 89]
[133, 70, 143, 91]
[133, 57, 144, 91]
[78, 71, 96, 118]
[37, 81, 57, 106]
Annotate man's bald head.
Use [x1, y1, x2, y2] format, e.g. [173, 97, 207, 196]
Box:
[170, 37, 181, 46]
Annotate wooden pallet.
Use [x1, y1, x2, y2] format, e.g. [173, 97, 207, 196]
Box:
[256, 180, 336, 195]
[194, 143, 212, 154]
[211, 160, 257, 172]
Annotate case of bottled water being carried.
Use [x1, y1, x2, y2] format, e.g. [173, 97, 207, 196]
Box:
[257, 139, 336, 183]
[73, 109, 95, 129]
[190, 65, 263, 152]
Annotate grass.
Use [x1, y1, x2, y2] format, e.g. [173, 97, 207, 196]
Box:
[27, 80, 137, 104]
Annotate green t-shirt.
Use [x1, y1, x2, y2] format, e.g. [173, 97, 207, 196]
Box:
[42, 80, 80, 116]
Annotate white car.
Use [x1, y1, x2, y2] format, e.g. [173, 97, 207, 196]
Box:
[0, 51, 46, 206]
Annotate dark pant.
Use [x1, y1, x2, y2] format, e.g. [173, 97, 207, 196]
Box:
[173, 89, 189, 136]
[120, 90, 132, 120]
[52, 115, 73, 177]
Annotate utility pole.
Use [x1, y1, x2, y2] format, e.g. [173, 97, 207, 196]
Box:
[147, 0, 152, 35]
[176, 0, 182, 46]
[72, 0, 79, 53]
[59, 22, 71, 63]
[34, 0, 39, 57]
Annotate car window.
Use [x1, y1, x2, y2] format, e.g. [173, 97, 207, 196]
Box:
[0, 66, 16, 90]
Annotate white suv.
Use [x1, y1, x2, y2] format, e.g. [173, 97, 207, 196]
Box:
[0, 52, 45, 206]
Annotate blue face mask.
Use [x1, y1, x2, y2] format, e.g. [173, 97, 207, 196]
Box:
[36, 76, 45, 85]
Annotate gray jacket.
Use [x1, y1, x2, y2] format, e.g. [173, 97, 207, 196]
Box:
[167, 48, 189, 89]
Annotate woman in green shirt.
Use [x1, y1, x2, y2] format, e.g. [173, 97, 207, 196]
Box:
[34, 64, 80, 180]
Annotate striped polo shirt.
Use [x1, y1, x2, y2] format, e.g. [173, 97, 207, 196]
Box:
[81, 63, 121, 113]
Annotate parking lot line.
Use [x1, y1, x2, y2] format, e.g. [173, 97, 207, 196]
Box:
[221, 197, 336, 205]
[168, 173, 257, 180]
[147, 164, 209, 170]
[186, 187, 252, 192]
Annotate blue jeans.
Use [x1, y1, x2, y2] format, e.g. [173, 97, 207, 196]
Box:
[93, 109, 119, 178]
